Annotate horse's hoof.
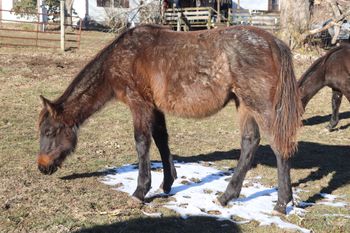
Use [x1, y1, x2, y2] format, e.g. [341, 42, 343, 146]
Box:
[217, 195, 228, 206]
[132, 189, 146, 202]
[326, 124, 337, 132]
[160, 179, 174, 194]
[326, 126, 332, 132]
[273, 204, 286, 215]
[160, 182, 171, 194]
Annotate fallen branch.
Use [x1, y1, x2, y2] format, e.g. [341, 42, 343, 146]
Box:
[302, 7, 350, 41]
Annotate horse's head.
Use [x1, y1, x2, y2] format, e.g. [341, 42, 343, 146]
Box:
[37, 95, 77, 175]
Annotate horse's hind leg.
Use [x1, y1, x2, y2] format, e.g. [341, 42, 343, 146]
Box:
[152, 110, 177, 193]
[327, 89, 343, 131]
[218, 113, 260, 205]
[272, 149, 292, 214]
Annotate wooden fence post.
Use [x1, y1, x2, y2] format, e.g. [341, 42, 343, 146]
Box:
[60, 0, 65, 51]
[177, 12, 181, 31]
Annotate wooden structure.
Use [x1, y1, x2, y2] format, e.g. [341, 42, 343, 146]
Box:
[229, 9, 280, 31]
[163, 0, 280, 31]
[164, 7, 214, 31]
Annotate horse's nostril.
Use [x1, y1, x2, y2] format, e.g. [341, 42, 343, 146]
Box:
[48, 165, 58, 175]
[38, 164, 58, 175]
[38, 165, 47, 174]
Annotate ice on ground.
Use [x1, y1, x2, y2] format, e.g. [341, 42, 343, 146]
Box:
[100, 162, 346, 233]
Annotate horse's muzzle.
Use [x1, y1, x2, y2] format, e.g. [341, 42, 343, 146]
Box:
[38, 164, 58, 175]
[37, 153, 58, 175]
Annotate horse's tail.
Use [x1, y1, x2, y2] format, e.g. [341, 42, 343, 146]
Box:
[272, 39, 303, 158]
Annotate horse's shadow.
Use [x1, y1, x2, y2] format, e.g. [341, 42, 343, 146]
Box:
[72, 216, 241, 233]
[173, 141, 350, 204]
[303, 111, 350, 128]
[60, 171, 110, 180]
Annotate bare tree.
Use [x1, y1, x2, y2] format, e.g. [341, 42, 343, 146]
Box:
[279, 0, 311, 48]
[280, 0, 350, 48]
[103, 1, 131, 32]
[138, 0, 161, 24]
[327, 0, 341, 44]
[301, 1, 350, 44]
[65, 0, 74, 30]
[103, 0, 161, 32]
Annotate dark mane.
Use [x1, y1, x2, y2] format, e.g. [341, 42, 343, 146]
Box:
[54, 25, 172, 106]
[53, 30, 129, 105]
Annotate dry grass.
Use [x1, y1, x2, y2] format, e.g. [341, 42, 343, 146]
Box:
[0, 30, 349, 233]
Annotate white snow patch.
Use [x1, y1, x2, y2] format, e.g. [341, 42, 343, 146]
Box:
[322, 214, 350, 219]
[317, 193, 348, 207]
[100, 162, 344, 233]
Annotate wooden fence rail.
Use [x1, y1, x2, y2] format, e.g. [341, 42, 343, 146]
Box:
[164, 7, 214, 31]
[229, 9, 280, 31]
[163, 7, 280, 32]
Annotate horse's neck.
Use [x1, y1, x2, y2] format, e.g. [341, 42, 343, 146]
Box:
[57, 60, 114, 126]
[298, 62, 326, 109]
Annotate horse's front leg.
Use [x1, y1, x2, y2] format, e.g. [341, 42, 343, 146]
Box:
[131, 106, 153, 201]
[152, 110, 177, 193]
[327, 89, 343, 131]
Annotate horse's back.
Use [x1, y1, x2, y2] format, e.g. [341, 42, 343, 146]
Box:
[324, 44, 350, 89]
[152, 26, 281, 118]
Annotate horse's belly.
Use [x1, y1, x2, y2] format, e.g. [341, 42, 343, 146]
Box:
[150, 53, 232, 118]
[154, 84, 230, 118]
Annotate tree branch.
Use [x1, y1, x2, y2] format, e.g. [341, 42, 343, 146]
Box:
[327, 0, 341, 44]
[302, 7, 350, 41]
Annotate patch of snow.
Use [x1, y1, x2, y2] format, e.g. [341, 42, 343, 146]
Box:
[317, 193, 348, 207]
[100, 162, 345, 233]
[318, 201, 347, 207]
[322, 214, 350, 219]
[141, 210, 162, 218]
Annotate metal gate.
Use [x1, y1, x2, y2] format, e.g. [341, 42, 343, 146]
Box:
[0, 9, 82, 50]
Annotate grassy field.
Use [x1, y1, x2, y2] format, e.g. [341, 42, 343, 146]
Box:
[0, 30, 349, 233]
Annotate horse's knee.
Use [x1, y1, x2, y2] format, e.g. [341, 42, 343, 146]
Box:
[242, 131, 260, 147]
[242, 117, 260, 140]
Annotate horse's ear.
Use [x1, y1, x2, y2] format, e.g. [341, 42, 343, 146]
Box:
[40, 95, 57, 118]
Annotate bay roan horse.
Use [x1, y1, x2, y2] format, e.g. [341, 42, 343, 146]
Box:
[37, 25, 302, 214]
[298, 44, 350, 130]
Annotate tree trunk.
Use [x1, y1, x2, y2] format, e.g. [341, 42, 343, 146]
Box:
[280, 0, 311, 48]
[65, 0, 74, 30]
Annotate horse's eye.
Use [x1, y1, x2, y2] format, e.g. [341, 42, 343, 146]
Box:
[44, 128, 57, 137]
[44, 129, 52, 137]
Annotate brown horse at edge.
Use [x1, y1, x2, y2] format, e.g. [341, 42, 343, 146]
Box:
[37, 25, 303, 214]
[299, 44, 350, 130]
